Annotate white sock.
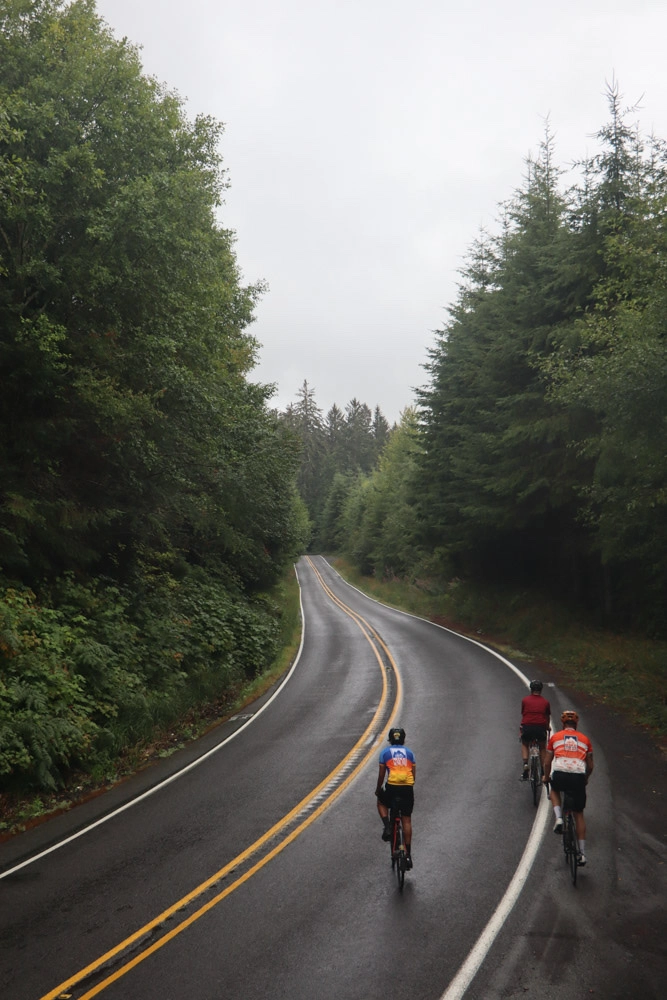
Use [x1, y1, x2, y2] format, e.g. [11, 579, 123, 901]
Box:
[578, 839, 586, 853]
[554, 806, 562, 820]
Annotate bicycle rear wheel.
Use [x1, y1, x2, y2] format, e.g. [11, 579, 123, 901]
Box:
[565, 813, 578, 886]
[530, 755, 541, 807]
[396, 852, 406, 891]
[393, 816, 406, 890]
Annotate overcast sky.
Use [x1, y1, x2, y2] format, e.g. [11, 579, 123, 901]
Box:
[96, 0, 667, 424]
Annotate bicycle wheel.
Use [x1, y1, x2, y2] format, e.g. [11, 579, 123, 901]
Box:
[530, 755, 541, 807]
[394, 819, 406, 890]
[565, 813, 578, 886]
[390, 812, 398, 869]
[396, 850, 406, 891]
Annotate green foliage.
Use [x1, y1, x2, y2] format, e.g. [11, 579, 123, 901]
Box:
[0, 585, 99, 790]
[280, 383, 392, 547]
[325, 409, 423, 579]
[416, 123, 590, 588]
[338, 474, 375, 574]
[0, 1, 307, 793]
[322, 84, 666, 636]
[0, 564, 303, 827]
[319, 472, 355, 552]
[0, 568, 291, 791]
[542, 102, 667, 622]
[413, 85, 667, 631]
[0, 0, 305, 591]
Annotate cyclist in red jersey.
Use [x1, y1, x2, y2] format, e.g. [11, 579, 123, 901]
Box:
[544, 710, 594, 866]
[519, 679, 551, 779]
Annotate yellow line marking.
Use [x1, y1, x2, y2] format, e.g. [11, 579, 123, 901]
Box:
[40, 556, 402, 1000]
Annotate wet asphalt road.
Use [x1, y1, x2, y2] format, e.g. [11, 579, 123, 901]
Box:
[1, 555, 665, 1000]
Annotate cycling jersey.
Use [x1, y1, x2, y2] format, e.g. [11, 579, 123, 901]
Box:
[379, 744, 416, 785]
[521, 693, 551, 726]
[548, 728, 593, 775]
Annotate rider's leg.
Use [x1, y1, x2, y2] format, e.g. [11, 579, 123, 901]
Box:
[549, 786, 562, 819]
[539, 740, 547, 770]
[574, 810, 586, 844]
[377, 797, 391, 839]
[402, 815, 412, 854]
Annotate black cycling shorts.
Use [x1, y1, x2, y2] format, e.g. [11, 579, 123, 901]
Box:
[520, 725, 548, 745]
[550, 771, 587, 811]
[378, 785, 414, 817]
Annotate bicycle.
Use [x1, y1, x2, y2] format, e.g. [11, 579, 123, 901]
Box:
[389, 805, 409, 891]
[561, 791, 580, 886]
[527, 739, 543, 807]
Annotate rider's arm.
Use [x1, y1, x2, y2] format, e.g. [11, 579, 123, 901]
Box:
[543, 748, 554, 782]
[375, 762, 387, 794]
[585, 751, 594, 781]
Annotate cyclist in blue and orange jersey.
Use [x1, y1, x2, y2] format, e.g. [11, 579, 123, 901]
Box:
[375, 726, 416, 868]
[519, 679, 551, 779]
[543, 710, 594, 866]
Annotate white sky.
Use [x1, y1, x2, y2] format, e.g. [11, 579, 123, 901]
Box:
[96, 0, 667, 424]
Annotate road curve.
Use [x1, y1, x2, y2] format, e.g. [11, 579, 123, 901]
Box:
[1, 555, 664, 999]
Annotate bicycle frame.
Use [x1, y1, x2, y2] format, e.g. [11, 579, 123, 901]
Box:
[389, 807, 407, 891]
[527, 740, 543, 807]
[561, 792, 579, 886]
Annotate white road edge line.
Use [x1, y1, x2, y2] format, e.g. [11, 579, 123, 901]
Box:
[321, 556, 551, 999]
[440, 795, 550, 1000]
[0, 566, 307, 880]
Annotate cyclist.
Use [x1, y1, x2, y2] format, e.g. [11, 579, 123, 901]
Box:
[543, 710, 594, 866]
[375, 726, 416, 869]
[519, 679, 551, 779]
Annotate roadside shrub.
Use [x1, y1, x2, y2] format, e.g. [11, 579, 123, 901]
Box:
[0, 569, 285, 793]
[0, 586, 99, 791]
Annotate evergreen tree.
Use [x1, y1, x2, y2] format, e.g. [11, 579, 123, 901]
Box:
[355, 409, 422, 578]
[319, 472, 354, 552]
[417, 123, 589, 587]
[281, 389, 390, 548]
[372, 406, 390, 448]
[545, 83, 667, 625]
[325, 403, 345, 442]
[280, 381, 324, 534]
[343, 398, 375, 472]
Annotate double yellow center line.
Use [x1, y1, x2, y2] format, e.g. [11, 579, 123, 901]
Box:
[42, 556, 401, 1000]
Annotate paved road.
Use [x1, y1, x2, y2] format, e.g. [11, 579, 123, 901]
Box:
[1, 556, 665, 999]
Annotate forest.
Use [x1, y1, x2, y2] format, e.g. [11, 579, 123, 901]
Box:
[293, 87, 667, 639]
[0, 0, 308, 798]
[2, 0, 666, 808]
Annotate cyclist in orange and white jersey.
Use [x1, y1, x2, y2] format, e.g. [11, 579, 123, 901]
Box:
[543, 710, 594, 866]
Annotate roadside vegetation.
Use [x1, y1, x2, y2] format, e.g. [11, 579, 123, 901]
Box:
[0, 0, 308, 823]
[0, 566, 302, 836]
[293, 87, 667, 646]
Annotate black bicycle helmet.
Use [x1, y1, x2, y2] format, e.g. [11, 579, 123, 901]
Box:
[388, 726, 405, 745]
[529, 680, 543, 693]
